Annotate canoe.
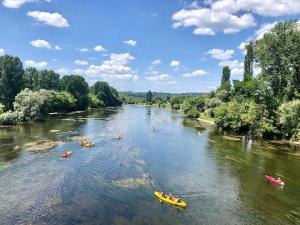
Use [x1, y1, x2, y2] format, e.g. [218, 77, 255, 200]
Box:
[154, 191, 187, 208]
[84, 143, 95, 147]
[62, 151, 72, 158]
[265, 175, 285, 186]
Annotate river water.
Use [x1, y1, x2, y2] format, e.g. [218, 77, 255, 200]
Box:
[0, 105, 299, 225]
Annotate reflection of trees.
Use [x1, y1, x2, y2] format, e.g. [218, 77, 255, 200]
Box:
[146, 106, 151, 117]
[205, 128, 300, 225]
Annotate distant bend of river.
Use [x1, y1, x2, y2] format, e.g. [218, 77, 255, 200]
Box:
[0, 105, 299, 225]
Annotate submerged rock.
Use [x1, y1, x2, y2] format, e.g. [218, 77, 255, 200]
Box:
[112, 173, 150, 188]
[23, 140, 63, 151]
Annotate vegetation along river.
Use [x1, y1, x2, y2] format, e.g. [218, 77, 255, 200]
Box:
[0, 105, 299, 225]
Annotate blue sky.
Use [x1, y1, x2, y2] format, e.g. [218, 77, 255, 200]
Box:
[0, 0, 299, 93]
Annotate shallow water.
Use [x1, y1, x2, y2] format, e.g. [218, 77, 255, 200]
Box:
[0, 105, 299, 225]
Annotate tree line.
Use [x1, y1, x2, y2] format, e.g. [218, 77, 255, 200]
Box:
[0, 55, 122, 125]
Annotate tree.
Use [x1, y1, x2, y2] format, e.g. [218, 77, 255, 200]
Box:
[60, 75, 90, 110]
[146, 90, 152, 103]
[0, 55, 24, 110]
[37, 70, 60, 90]
[90, 81, 122, 106]
[23, 67, 39, 90]
[221, 66, 231, 89]
[13, 88, 56, 121]
[244, 42, 254, 81]
[278, 100, 300, 140]
[53, 91, 76, 112]
[255, 20, 300, 100]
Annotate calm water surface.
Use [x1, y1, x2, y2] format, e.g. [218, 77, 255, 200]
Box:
[0, 105, 299, 225]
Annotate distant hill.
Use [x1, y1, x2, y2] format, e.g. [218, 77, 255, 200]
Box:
[121, 91, 208, 99]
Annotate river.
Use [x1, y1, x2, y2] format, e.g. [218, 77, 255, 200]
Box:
[0, 105, 299, 225]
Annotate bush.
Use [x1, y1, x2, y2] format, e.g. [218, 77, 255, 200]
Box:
[89, 93, 105, 108]
[278, 100, 300, 140]
[0, 103, 4, 114]
[186, 108, 200, 118]
[13, 88, 56, 121]
[53, 91, 76, 112]
[0, 111, 22, 125]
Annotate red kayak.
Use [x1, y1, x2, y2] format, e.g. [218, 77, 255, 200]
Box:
[265, 175, 285, 186]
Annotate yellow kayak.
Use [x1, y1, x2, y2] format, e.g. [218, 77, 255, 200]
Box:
[154, 191, 187, 208]
[84, 143, 95, 147]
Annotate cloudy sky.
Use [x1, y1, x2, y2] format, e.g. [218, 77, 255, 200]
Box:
[0, 0, 299, 93]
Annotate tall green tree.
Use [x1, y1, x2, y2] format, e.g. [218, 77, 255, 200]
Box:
[146, 90, 152, 103]
[60, 75, 89, 110]
[37, 70, 60, 90]
[23, 67, 39, 90]
[255, 20, 300, 100]
[244, 42, 254, 81]
[221, 66, 231, 89]
[90, 81, 122, 106]
[0, 55, 24, 110]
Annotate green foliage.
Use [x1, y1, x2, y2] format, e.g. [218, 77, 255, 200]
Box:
[0, 103, 4, 114]
[90, 81, 122, 107]
[170, 96, 181, 109]
[244, 42, 254, 81]
[13, 88, 56, 121]
[89, 93, 105, 108]
[0, 111, 22, 125]
[186, 108, 200, 118]
[255, 20, 300, 101]
[146, 90, 153, 103]
[221, 66, 231, 88]
[38, 70, 60, 90]
[53, 91, 76, 112]
[60, 75, 90, 110]
[278, 100, 300, 140]
[0, 55, 24, 110]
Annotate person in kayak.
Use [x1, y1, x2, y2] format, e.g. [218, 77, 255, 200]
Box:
[177, 195, 182, 203]
[169, 193, 173, 200]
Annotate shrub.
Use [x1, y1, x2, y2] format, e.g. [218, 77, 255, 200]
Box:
[186, 108, 200, 118]
[89, 93, 105, 108]
[278, 100, 300, 140]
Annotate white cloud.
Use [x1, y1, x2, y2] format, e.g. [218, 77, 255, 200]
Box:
[254, 21, 278, 40]
[207, 48, 234, 60]
[2, 0, 32, 8]
[146, 74, 171, 82]
[172, 8, 255, 35]
[219, 59, 243, 76]
[94, 45, 106, 52]
[27, 11, 69, 28]
[85, 53, 138, 81]
[79, 48, 88, 52]
[72, 68, 85, 75]
[30, 39, 51, 49]
[75, 60, 89, 66]
[151, 59, 161, 65]
[183, 69, 207, 77]
[170, 60, 180, 67]
[55, 68, 69, 75]
[210, 0, 300, 17]
[0, 48, 5, 56]
[24, 60, 48, 69]
[123, 40, 137, 46]
[54, 45, 61, 50]
[238, 22, 278, 54]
